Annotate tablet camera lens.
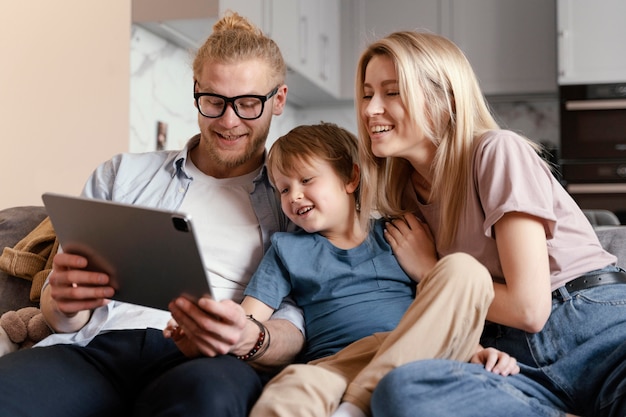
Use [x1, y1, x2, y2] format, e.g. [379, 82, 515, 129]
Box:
[172, 216, 190, 232]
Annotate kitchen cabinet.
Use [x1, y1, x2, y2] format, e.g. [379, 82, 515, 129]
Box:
[219, 0, 346, 106]
[362, 0, 441, 39]
[218, 0, 270, 31]
[557, 0, 626, 85]
[361, 0, 557, 96]
[440, 0, 557, 95]
[134, 0, 218, 23]
[271, 0, 341, 103]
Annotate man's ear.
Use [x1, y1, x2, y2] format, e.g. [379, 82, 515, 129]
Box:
[346, 163, 360, 194]
[272, 84, 288, 116]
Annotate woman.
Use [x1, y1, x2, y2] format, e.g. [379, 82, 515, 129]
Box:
[356, 31, 626, 417]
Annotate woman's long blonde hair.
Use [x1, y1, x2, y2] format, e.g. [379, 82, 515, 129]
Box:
[193, 11, 286, 86]
[356, 31, 501, 248]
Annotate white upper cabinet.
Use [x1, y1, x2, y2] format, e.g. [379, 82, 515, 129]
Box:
[362, 0, 441, 40]
[361, 0, 557, 96]
[271, 0, 342, 103]
[440, 0, 557, 95]
[218, 0, 270, 31]
[220, 0, 344, 105]
[557, 0, 626, 85]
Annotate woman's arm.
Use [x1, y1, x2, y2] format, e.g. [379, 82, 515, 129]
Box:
[489, 212, 552, 333]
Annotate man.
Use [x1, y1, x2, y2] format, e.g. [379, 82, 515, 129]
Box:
[0, 12, 304, 417]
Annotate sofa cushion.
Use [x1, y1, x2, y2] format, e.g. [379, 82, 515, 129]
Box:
[0, 206, 48, 314]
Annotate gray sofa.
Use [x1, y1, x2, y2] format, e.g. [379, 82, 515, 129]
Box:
[1, 206, 625, 315]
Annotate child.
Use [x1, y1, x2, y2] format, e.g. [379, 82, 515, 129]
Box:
[242, 122, 517, 417]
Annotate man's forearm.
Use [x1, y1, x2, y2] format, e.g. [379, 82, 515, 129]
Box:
[248, 319, 304, 372]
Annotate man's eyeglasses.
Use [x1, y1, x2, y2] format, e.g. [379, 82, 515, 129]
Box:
[193, 81, 279, 120]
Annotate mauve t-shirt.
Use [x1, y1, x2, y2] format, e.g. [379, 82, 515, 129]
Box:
[414, 130, 616, 290]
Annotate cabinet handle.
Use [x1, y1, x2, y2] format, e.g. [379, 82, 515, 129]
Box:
[568, 183, 626, 194]
[319, 34, 328, 81]
[299, 16, 308, 65]
[557, 29, 569, 78]
[565, 99, 626, 111]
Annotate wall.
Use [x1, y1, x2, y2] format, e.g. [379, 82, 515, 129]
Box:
[0, 0, 131, 208]
[130, 25, 359, 152]
[130, 24, 557, 156]
[130, 26, 198, 152]
[490, 97, 559, 148]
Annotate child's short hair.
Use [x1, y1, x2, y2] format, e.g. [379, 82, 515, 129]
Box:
[267, 122, 359, 193]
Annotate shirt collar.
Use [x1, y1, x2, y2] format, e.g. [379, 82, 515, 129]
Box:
[171, 134, 201, 178]
[171, 134, 270, 189]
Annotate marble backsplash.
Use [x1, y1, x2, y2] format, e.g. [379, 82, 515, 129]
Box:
[131, 25, 560, 154]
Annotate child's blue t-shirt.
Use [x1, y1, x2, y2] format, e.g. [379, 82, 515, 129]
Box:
[244, 218, 415, 362]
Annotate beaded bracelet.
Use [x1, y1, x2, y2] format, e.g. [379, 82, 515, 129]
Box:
[236, 315, 270, 361]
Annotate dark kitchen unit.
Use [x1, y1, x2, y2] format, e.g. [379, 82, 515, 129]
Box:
[559, 83, 626, 224]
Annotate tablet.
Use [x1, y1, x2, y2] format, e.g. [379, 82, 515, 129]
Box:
[42, 192, 213, 310]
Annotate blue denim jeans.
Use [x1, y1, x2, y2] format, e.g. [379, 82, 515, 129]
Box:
[371, 267, 626, 417]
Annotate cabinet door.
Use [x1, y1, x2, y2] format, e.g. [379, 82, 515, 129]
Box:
[442, 0, 557, 95]
[362, 0, 441, 39]
[218, 0, 270, 32]
[270, 0, 300, 72]
[558, 0, 626, 85]
[316, 0, 341, 94]
[271, 0, 341, 100]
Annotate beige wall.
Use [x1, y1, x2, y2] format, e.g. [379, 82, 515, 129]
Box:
[0, 0, 131, 208]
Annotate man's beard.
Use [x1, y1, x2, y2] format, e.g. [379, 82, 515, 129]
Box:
[207, 123, 270, 169]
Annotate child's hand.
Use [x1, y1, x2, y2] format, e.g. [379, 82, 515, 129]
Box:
[163, 318, 180, 339]
[470, 347, 520, 376]
[163, 318, 202, 357]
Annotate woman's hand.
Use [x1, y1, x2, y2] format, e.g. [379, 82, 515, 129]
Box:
[384, 214, 438, 282]
[470, 346, 520, 376]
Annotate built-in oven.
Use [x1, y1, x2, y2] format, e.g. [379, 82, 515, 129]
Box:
[559, 82, 626, 223]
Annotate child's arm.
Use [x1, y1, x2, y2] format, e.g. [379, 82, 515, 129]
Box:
[470, 344, 520, 376]
[241, 296, 276, 322]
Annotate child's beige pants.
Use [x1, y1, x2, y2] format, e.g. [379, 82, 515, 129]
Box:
[250, 252, 494, 417]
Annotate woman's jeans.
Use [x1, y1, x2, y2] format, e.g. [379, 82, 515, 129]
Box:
[371, 267, 626, 417]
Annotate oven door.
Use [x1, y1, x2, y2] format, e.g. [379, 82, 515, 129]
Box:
[566, 183, 626, 224]
[560, 84, 626, 161]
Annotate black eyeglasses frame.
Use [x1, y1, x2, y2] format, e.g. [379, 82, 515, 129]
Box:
[193, 81, 280, 120]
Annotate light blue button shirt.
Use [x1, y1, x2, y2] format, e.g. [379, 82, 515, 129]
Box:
[38, 135, 303, 347]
